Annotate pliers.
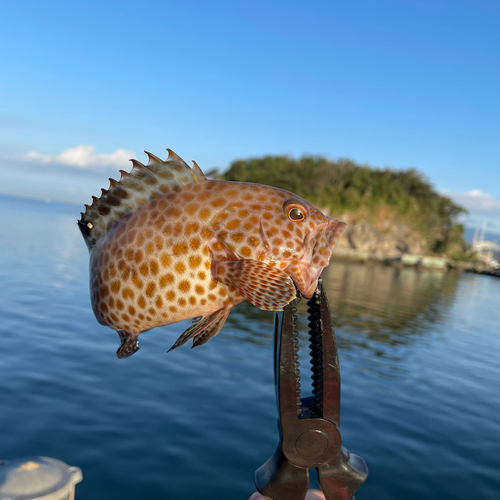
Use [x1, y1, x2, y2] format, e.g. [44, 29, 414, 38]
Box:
[255, 279, 368, 500]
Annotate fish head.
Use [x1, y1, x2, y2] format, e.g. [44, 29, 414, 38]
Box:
[275, 198, 346, 298]
[222, 184, 346, 299]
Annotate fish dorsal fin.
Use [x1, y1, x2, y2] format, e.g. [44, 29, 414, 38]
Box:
[78, 149, 206, 250]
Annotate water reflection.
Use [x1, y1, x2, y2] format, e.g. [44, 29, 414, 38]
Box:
[226, 260, 460, 355]
[322, 262, 458, 347]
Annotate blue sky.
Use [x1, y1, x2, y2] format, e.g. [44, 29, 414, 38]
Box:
[1, 0, 499, 232]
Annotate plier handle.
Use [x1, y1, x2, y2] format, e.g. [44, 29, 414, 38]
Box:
[255, 279, 368, 500]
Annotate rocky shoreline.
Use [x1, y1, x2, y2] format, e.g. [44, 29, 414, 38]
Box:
[328, 213, 500, 278]
[332, 247, 500, 278]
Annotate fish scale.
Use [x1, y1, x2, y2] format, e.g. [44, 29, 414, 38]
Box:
[79, 149, 346, 358]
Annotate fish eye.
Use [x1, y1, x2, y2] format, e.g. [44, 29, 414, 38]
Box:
[288, 208, 305, 221]
[283, 200, 307, 222]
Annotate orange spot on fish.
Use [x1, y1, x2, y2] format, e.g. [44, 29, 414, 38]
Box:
[195, 285, 205, 295]
[146, 282, 156, 297]
[128, 305, 136, 315]
[150, 261, 159, 275]
[231, 232, 244, 243]
[189, 255, 202, 269]
[161, 254, 171, 267]
[166, 207, 182, 217]
[185, 223, 199, 235]
[211, 198, 226, 208]
[200, 209, 210, 219]
[134, 250, 144, 264]
[173, 243, 188, 255]
[182, 192, 195, 201]
[178, 297, 187, 306]
[166, 290, 176, 301]
[175, 262, 186, 274]
[159, 274, 174, 287]
[132, 272, 144, 289]
[186, 203, 199, 215]
[240, 247, 251, 257]
[178, 280, 191, 293]
[226, 219, 240, 230]
[117, 299, 124, 311]
[140, 262, 149, 276]
[189, 238, 201, 251]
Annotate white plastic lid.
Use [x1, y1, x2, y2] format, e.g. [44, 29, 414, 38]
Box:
[0, 457, 82, 500]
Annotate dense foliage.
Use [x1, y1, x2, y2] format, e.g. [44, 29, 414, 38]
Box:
[222, 156, 468, 256]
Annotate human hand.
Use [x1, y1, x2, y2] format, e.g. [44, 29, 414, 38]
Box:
[249, 490, 326, 500]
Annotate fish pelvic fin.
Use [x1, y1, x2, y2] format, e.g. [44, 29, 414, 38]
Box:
[78, 149, 207, 250]
[168, 307, 231, 352]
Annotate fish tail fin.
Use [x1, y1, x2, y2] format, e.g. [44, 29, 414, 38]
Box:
[116, 330, 140, 359]
[78, 149, 206, 250]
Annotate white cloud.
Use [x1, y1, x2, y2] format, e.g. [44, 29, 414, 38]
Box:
[441, 189, 500, 215]
[24, 144, 135, 169]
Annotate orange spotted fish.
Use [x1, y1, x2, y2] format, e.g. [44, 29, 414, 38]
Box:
[78, 149, 346, 358]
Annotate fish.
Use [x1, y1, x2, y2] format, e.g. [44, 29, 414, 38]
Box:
[78, 149, 346, 358]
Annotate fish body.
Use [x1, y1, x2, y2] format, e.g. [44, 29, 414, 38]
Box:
[79, 150, 346, 358]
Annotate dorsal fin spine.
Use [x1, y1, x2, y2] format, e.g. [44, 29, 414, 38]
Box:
[78, 149, 207, 251]
[145, 151, 162, 164]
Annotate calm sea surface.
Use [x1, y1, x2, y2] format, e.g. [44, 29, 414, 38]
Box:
[0, 194, 499, 500]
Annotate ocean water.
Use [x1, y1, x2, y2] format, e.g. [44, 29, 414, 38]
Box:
[0, 194, 499, 500]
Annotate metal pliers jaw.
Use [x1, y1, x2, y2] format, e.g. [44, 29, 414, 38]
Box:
[255, 279, 368, 500]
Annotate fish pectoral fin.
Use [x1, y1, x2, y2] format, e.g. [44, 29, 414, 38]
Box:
[168, 308, 231, 352]
[116, 330, 140, 359]
[212, 259, 297, 311]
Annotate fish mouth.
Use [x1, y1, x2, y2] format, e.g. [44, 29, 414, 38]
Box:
[295, 262, 324, 298]
[291, 218, 346, 298]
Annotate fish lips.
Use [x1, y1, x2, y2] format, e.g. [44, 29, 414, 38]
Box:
[292, 218, 346, 298]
